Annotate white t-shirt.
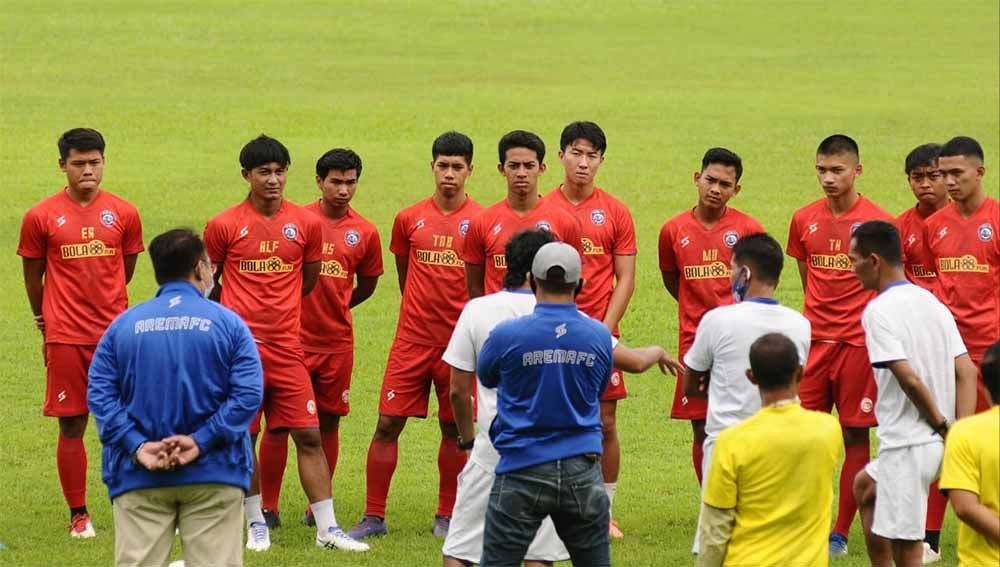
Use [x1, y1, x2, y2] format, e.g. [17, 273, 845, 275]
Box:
[683, 298, 811, 441]
[862, 281, 967, 451]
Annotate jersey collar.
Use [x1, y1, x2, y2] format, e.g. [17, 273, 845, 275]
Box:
[156, 281, 204, 297]
[881, 279, 911, 294]
[743, 297, 779, 305]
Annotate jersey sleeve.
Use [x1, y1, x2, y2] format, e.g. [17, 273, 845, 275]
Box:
[613, 203, 638, 256]
[939, 424, 980, 494]
[358, 227, 384, 277]
[202, 217, 229, 264]
[703, 430, 739, 510]
[785, 211, 806, 261]
[303, 213, 323, 264]
[862, 308, 906, 367]
[442, 304, 477, 372]
[461, 213, 487, 265]
[658, 221, 677, 272]
[121, 204, 145, 256]
[17, 207, 47, 259]
[389, 210, 410, 257]
[683, 309, 717, 372]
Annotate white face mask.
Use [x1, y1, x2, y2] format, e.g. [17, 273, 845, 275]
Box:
[199, 259, 215, 298]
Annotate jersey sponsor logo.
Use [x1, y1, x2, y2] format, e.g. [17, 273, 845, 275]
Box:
[134, 315, 213, 334]
[306, 400, 317, 415]
[723, 230, 739, 248]
[910, 264, 936, 278]
[168, 295, 182, 308]
[536, 220, 552, 232]
[581, 237, 605, 255]
[282, 223, 298, 241]
[320, 259, 349, 278]
[680, 235, 691, 248]
[938, 255, 989, 273]
[238, 256, 294, 273]
[521, 348, 597, 368]
[60, 239, 116, 260]
[860, 397, 873, 414]
[415, 248, 464, 267]
[459, 219, 470, 236]
[344, 230, 361, 247]
[979, 223, 994, 242]
[239, 225, 249, 239]
[809, 253, 852, 271]
[682, 260, 730, 280]
[100, 209, 116, 227]
[555, 323, 567, 338]
[591, 209, 606, 226]
[492, 254, 507, 268]
[56, 215, 66, 228]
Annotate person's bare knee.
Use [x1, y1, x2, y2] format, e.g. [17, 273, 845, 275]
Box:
[442, 555, 472, 567]
[853, 469, 875, 508]
[374, 415, 406, 443]
[290, 428, 323, 453]
[58, 414, 88, 438]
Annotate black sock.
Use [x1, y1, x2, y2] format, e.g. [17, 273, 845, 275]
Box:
[70, 506, 88, 520]
[925, 530, 940, 552]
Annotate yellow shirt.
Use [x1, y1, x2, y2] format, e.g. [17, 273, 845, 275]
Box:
[940, 406, 1000, 567]
[703, 402, 843, 567]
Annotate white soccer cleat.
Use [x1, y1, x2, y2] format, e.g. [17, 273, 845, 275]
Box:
[245, 521, 271, 552]
[69, 513, 96, 539]
[316, 526, 370, 552]
[922, 542, 941, 564]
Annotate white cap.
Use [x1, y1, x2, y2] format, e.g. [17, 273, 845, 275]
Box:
[531, 242, 582, 283]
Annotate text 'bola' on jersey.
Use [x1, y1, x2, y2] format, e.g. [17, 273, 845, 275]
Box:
[924, 197, 1000, 355]
[897, 206, 940, 296]
[299, 202, 384, 353]
[17, 188, 144, 345]
[658, 207, 764, 355]
[203, 199, 322, 347]
[462, 197, 584, 295]
[544, 186, 637, 323]
[390, 196, 482, 347]
[786, 195, 894, 346]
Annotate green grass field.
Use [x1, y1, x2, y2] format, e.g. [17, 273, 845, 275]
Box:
[1, 1, 998, 565]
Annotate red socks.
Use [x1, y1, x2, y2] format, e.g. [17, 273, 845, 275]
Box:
[437, 437, 467, 517]
[365, 440, 398, 518]
[259, 430, 289, 512]
[692, 440, 704, 485]
[926, 479, 946, 531]
[833, 437, 870, 536]
[321, 429, 340, 482]
[57, 434, 87, 509]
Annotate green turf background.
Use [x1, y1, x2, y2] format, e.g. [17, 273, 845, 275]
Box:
[1, 1, 997, 565]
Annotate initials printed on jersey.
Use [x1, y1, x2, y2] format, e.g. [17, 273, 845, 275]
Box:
[320, 259, 348, 278]
[683, 249, 730, 280]
[60, 239, 116, 259]
[581, 237, 605, 255]
[938, 255, 989, 274]
[239, 256, 293, 273]
[809, 238, 851, 271]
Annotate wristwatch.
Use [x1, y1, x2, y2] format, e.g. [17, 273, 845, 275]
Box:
[457, 436, 475, 451]
[932, 419, 950, 437]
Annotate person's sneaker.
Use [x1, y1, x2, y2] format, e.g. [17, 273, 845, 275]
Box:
[316, 526, 370, 552]
[262, 508, 281, 529]
[609, 519, 624, 539]
[69, 513, 96, 538]
[302, 506, 315, 528]
[828, 533, 848, 557]
[245, 521, 271, 552]
[432, 515, 450, 538]
[922, 542, 941, 564]
[347, 515, 388, 540]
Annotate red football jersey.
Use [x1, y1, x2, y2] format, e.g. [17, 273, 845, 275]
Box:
[17, 188, 144, 344]
[924, 197, 1000, 354]
[390, 195, 482, 347]
[786, 195, 894, 346]
[897, 206, 939, 295]
[462, 197, 584, 295]
[545, 186, 637, 322]
[204, 199, 322, 347]
[300, 202, 384, 353]
[658, 207, 764, 355]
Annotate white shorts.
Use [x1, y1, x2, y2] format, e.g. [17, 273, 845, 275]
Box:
[865, 442, 944, 541]
[692, 437, 718, 554]
[442, 459, 569, 563]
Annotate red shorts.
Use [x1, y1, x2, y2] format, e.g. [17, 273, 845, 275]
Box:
[601, 369, 627, 402]
[379, 338, 453, 421]
[305, 348, 353, 416]
[250, 342, 319, 434]
[44, 343, 95, 417]
[670, 377, 707, 420]
[799, 341, 878, 427]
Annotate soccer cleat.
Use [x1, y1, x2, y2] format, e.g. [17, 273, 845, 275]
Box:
[262, 508, 281, 529]
[347, 515, 388, 540]
[922, 542, 941, 564]
[316, 526, 370, 552]
[609, 519, 624, 539]
[69, 513, 96, 538]
[432, 515, 450, 538]
[245, 521, 271, 552]
[302, 506, 315, 528]
[828, 533, 848, 557]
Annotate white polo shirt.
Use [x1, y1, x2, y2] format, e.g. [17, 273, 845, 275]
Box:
[862, 280, 967, 451]
[684, 297, 812, 441]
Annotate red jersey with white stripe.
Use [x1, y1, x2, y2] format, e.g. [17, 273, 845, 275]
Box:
[17, 188, 144, 344]
[897, 206, 940, 295]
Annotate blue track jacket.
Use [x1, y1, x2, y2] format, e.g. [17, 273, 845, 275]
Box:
[478, 302, 613, 475]
[88, 281, 263, 499]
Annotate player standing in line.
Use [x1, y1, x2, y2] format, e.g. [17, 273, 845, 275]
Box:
[897, 144, 948, 296]
[657, 148, 764, 487]
[18, 128, 144, 538]
[257, 148, 383, 528]
[544, 121, 636, 538]
[924, 136, 1000, 411]
[462, 130, 582, 299]
[203, 135, 368, 553]
[848, 221, 977, 567]
[785, 134, 895, 557]
[347, 132, 482, 540]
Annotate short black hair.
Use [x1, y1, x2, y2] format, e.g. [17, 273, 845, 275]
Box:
[533, 267, 578, 294]
[904, 143, 942, 174]
[432, 131, 474, 165]
[852, 220, 902, 265]
[982, 341, 1000, 404]
[939, 136, 984, 162]
[498, 130, 545, 164]
[149, 228, 206, 285]
[701, 147, 743, 181]
[749, 333, 801, 391]
[560, 121, 607, 154]
[316, 148, 362, 180]
[240, 135, 291, 170]
[817, 134, 860, 160]
[58, 128, 105, 159]
[504, 230, 556, 289]
[732, 233, 784, 285]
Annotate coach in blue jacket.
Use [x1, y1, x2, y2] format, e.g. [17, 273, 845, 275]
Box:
[88, 228, 262, 567]
[477, 241, 614, 567]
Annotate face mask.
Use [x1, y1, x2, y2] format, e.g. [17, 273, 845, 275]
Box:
[199, 260, 215, 298]
[731, 266, 751, 303]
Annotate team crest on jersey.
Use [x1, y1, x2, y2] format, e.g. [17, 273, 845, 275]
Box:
[723, 230, 739, 248]
[100, 210, 116, 227]
[850, 222, 862, 234]
[344, 230, 361, 247]
[978, 223, 994, 242]
[590, 209, 606, 226]
[459, 219, 470, 236]
[282, 223, 298, 241]
[536, 220, 552, 232]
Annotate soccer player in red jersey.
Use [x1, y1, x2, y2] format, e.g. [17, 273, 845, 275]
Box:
[544, 121, 637, 538]
[257, 148, 383, 528]
[925, 136, 1000, 409]
[348, 132, 482, 541]
[658, 147, 764, 488]
[204, 135, 368, 552]
[18, 128, 144, 538]
[463, 130, 583, 298]
[785, 134, 895, 557]
[898, 143, 948, 296]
